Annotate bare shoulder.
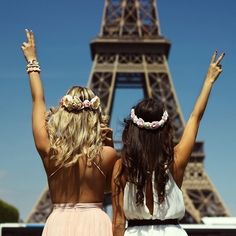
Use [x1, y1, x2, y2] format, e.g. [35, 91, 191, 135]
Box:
[101, 146, 117, 167]
[102, 146, 117, 159]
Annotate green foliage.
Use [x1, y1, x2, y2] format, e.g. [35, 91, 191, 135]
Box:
[0, 199, 19, 223]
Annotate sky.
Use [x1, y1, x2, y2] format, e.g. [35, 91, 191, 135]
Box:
[0, 0, 236, 221]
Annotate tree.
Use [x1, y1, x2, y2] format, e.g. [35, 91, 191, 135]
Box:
[0, 199, 19, 223]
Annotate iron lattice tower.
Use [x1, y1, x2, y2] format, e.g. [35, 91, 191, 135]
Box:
[28, 0, 229, 223]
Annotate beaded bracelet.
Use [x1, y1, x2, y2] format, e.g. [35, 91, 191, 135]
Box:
[26, 59, 41, 73]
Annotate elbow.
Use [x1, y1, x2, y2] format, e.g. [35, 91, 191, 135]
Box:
[34, 141, 50, 157]
[32, 95, 45, 103]
[31, 89, 45, 103]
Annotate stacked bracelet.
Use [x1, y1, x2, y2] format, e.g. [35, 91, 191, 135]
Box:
[26, 59, 41, 73]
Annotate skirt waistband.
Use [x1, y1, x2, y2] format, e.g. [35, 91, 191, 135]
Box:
[53, 202, 103, 209]
[128, 219, 179, 227]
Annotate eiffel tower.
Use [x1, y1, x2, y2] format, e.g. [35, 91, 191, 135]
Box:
[27, 0, 229, 223]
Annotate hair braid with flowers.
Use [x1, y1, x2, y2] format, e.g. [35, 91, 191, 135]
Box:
[46, 86, 107, 169]
[115, 98, 174, 205]
[60, 95, 100, 112]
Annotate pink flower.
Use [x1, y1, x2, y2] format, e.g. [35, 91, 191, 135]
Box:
[151, 121, 160, 129]
[137, 118, 144, 128]
[83, 100, 90, 108]
[73, 96, 83, 110]
[130, 109, 135, 119]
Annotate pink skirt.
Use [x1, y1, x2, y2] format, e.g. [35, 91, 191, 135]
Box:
[42, 203, 112, 236]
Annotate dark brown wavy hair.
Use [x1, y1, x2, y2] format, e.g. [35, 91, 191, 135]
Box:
[117, 98, 174, 205]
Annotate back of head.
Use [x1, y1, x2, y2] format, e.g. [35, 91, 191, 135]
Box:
[121, 98, 174, 204]
[46, 86, 105, 168]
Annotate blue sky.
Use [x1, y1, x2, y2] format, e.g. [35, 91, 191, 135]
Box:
[0, 0, 236, 220]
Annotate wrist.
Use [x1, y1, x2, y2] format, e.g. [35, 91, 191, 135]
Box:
[205, 77, 214, 86]
[27, 58, 38, 63]
[26, 59, 41, 73]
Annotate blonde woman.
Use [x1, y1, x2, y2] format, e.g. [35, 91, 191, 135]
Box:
[21, 29, 117, 236]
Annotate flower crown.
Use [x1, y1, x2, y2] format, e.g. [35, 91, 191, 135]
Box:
[130, 108, 168, 129]
[60, 95, 100, 111]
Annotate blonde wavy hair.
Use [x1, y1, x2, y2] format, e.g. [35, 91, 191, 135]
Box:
[46, 86, 107, 168]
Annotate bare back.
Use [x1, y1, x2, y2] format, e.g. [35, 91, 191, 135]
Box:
[43, 146, 116, 204]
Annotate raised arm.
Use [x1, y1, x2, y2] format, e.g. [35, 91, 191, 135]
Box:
[21, 30, 50, 158]
[173, 51, 225, 186]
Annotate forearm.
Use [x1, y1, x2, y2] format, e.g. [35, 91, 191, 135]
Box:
[28, 70, 45, 103]
[22, 30, 45, 102]
[191, 78, 213, 121]
[192, 51, 224, 121]
[174, 51, 224, 172]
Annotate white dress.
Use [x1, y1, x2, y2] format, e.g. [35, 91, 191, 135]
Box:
[123, 172, 188, 236]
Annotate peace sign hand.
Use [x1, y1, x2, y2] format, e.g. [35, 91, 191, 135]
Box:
[206, 50, 225, 83]
[21, 29, 37, 62]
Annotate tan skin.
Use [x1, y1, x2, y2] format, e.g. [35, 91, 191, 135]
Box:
[112, 51, 225, 236]
[21, 29, 117, 204]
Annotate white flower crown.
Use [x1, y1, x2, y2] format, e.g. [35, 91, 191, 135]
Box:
[60, 95, 100, 111]
[130, 108, 168, 129]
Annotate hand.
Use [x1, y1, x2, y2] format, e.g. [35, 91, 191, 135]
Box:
[21, 29, 37, 62]
[206, 50, 225, 84]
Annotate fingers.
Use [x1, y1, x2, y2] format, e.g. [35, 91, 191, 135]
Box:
[21, 42, 28, 49]
[30, 30, 35, 46]
[25, 29, 31, 42]
[25, 29, 35, 45]
[210, 50, 217, 64]
[211, 50, 225, 65]
[215, 52, 225, 65]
